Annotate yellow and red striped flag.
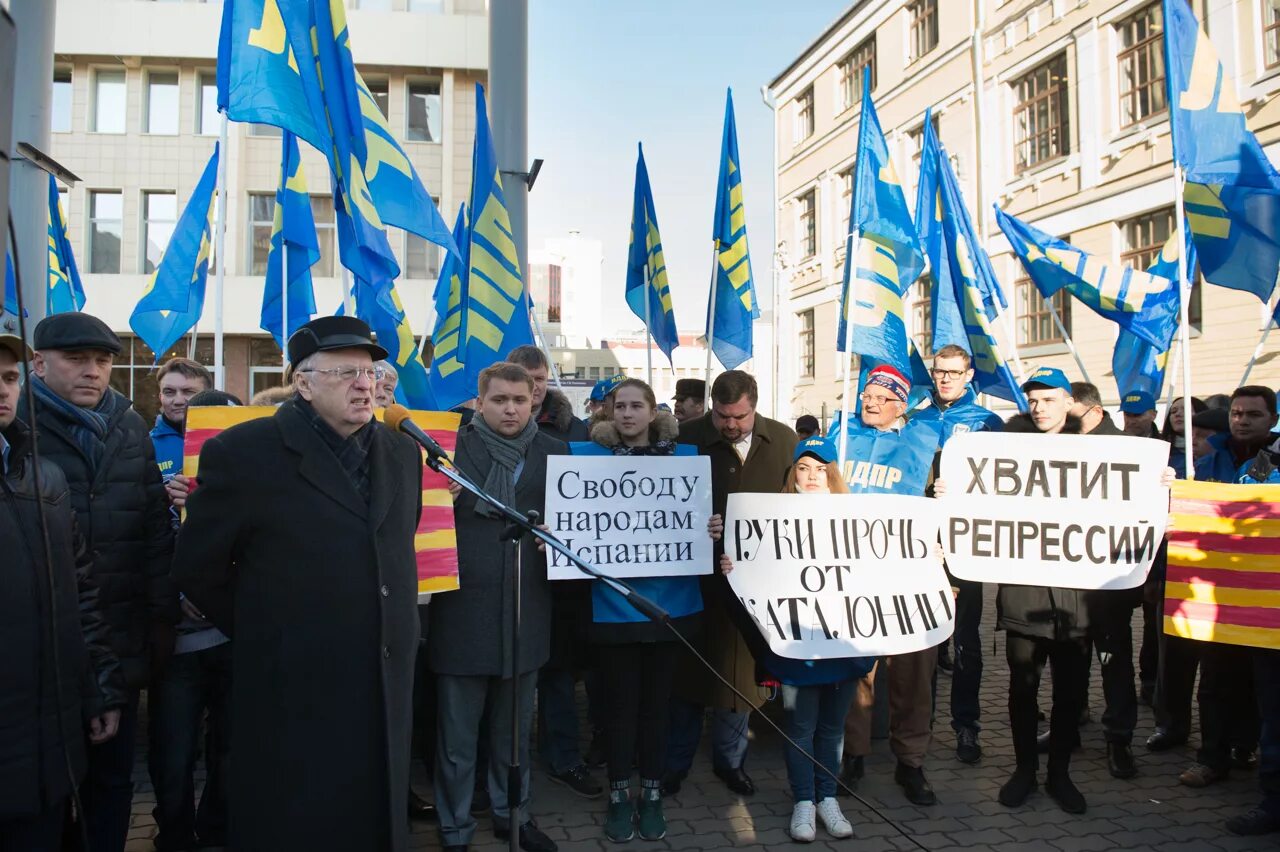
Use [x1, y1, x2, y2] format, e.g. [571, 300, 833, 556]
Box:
[183, 406, 461, 595]
[1164, 479, 1280, 649]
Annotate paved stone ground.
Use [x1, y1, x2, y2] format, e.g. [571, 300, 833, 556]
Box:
[123, 589, 1276, 851]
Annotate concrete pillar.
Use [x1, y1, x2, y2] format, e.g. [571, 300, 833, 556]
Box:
[488, 0, 528, 273]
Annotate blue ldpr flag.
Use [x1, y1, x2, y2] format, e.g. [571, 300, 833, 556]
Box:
[47, 174, 85, 315]
[626, 143, 679, 362]
[1111, 224, 1197, 401]
[3, 252, 16, 317]
[460, 83, 534, 370]
[913, 114, 966, 352]
[996, 207, 1181, 349]
[836, 78, 923, 378]
[261, 131, 319, 349]
[931, 142, 1027, 409]
[1164, 0, 1280, 305]
[129, 145, 219, 360]
[426, 204, 471, 410]
[707, 89, 759, 370]
[351, 275, 433, 409]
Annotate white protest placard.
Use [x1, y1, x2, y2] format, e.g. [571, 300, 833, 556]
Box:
[939, 432, 1170, 589]
[724, 493, 954, 659]
[544, 455, 713, 580]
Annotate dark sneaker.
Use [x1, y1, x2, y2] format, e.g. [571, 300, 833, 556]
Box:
[1107, 742, 1137, 779]
[836, 755, 863, 797]
[471, 784, 491, 814]
[550, 764, 603, 799]
[660, 769, 686, 796]
[1045, 773, 1087, 814]
[604, 797, 635, 843]
[636, 789, 666, 841]
[1231, 747, 1258, 771]
[999, 768, 1037, 807]
[1226, 806, 1280, 836]
[494, 819, 558, 852]
[894, 763, 937, 806]
[956, 727, 981, 764]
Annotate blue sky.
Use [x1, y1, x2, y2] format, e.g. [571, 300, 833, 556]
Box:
[528, 0, 850, 334]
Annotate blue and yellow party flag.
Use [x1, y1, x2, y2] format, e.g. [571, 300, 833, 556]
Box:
[996, 207, 1181, 349]
[426, 205, 471, 410]
[460, 83, 534, 371]
[931, 138, 1027, 409]
[837, 78, 924, 378]
[1111, 224, 1197, 402]
[261, 131, 319, 349]
[1164, 0, 1280, 305]
[626, 143, 679, 362]
[913, 115, 966, 353]
[3, 252, 16, 318]
[129, 145, 219, 361]
[47, 174, 85, 315]
[707, 89, 759, 370]
[351, 275, 433, 409]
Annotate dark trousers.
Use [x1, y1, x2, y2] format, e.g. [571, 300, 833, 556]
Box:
[600, 642, 678, 783]
[950, 579, 983, 733]
[1091, 595, 1138, 745]
[536, 665, 601, 775]
[1253, 648, 1280, 816]
[0, 798, 66, 852]
[80, 689, 139, 852]
[1154, 574, 1202, 737]
[1197, 642, 1259, 771]
[1138, 578, 1160, 690]
[147, 643, 232, 851]
[1007, 633, 1089, 773]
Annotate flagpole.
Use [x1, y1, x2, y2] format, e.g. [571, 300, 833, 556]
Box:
[837, 230, 858, 471]
[644, 261, 653, 387]
[998, 309, 1027, 382]
[1162, 333, 1183, 421]
[282, 209, 289, 367]
[1238, 289, 1278, 385]
[213, 114, 229, 389]
[1173, 165, 1196, 480]
[342, 267, 354, 316]
[1043, 296, 1090, 383]
[703, 240, 719, 408]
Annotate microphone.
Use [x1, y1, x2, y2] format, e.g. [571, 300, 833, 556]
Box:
[384, 404, 452, 462]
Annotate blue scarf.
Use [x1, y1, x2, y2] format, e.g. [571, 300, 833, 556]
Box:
[30, 374, 121, 466]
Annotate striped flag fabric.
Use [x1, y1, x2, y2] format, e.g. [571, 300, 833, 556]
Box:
[182, 406, 461, 595]
[1164, 479, 1280, 650]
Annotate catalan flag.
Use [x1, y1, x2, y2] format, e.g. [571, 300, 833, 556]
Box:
[707, 89, 759, 370]
[626, 143, 679, 362]
[1164, 479, 1280, 650]
[183, 405, 462, 594]
[47, 174, 86, 315]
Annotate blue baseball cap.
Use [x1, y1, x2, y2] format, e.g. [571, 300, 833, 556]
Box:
[794, 436, 839, 464]
[1120, 390, 1157, 414]
[589, 374, 626, 401]
[1021, 366, 1072, 394]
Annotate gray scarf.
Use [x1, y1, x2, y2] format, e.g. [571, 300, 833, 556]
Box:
[470, 414, 539, 518]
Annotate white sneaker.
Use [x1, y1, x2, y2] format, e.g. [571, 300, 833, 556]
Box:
[816, 796, 853, 839]
[789, 800, 817, 842]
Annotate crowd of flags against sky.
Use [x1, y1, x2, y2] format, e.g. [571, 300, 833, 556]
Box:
[6, 0, 1280, 415]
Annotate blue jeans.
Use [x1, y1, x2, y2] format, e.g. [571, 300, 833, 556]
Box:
[1254, 648, 1280, 816]
[666, 697, 749, 772]
[782, 681, 858, 802]
[536, 665, 599, 774]
[147, 644, 232, 851]
[80, 690, 139, 852]
[950, 578, 983, 732]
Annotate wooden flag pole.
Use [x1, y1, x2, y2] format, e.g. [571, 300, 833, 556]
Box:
[1173, 165, 1196, 480]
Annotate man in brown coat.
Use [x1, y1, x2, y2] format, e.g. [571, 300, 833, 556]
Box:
[664, 371, 797, 796]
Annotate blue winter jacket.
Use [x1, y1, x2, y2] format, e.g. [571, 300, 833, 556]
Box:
[1195, 431, 1280, 484]
[911, 387, 1004, 446]
[831, 418, 942, 496]
[150, 415, 184, 484]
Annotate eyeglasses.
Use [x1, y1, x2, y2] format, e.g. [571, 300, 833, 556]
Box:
[929, 369, 967, 381]
[859, 392, 899, 406]
[299, 366, 386, 383]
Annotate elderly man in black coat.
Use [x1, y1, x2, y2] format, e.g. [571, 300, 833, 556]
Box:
[174, 317, 424, 852]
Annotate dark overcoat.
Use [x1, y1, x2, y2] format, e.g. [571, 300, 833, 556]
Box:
[172, 401, 423, 852]
[427, 424, 568, 678]
[674, 412, 798, 711]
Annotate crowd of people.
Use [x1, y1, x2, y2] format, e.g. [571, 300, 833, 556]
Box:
[2, 311, 1279, 852]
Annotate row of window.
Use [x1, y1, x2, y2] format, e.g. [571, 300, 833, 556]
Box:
[793, 2, 1280, 175]
[75, 189, 441, 279]
[54, 67, 442, 143]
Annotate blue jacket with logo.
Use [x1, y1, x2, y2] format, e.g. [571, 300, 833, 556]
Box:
[150, 415, 184, 485]
[911, 387, 1004, 446]
[1194, 431, 1280, 484]
[832, 418, 942, 496]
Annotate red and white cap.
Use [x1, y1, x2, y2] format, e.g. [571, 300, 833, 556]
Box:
[865, 365, 910, 403]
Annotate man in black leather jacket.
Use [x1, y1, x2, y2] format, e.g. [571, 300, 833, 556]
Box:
[0, 333, 126, 850]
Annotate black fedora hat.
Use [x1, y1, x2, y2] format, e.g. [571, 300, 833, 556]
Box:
[287, 316, 388, 366]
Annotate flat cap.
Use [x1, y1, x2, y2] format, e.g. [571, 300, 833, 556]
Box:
[33, 313, 122, 354]
[673, 378, 706, 400]
[0, 334, 33, 362]
[287, 316, 387, 366]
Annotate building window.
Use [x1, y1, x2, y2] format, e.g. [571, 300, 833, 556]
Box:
[547, 265, 562, 323]
[250, 338, 287, 394]
[142, 191, 177, 274]
[145, 71, 179, 134]
[407, 80, 441, 142]
[794, 86, 814, 143]
[1016, 276, 1071, 345]
[250, 123, 282, 137]
[366, 77, 390, 119]
[52, 68, 72, 133]
[1117, 3, 1166, 127]
[404, 232, 440, 279]
[839, 166, 854, 245]
[908, 0, 939, 61]
[88, 191, 123, 274]
[353, 0, 392, 8]
[911, 279, 934, 358]
[798, 190, 817, 259]
[1121, 207, 1201, 328]
[247, 193, 274, 276]
[838, 36, 876, 109]
[110, 335, 213, 424]
[1266, 1, 1280, 69]
[409, 0, 445, 11]
[798, 309, 815, 378]
[312, 196, 336, 276]
[1012, 53, 1070, 174]
[92, 68, 127, 133]
[197, 72, 219, 135]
